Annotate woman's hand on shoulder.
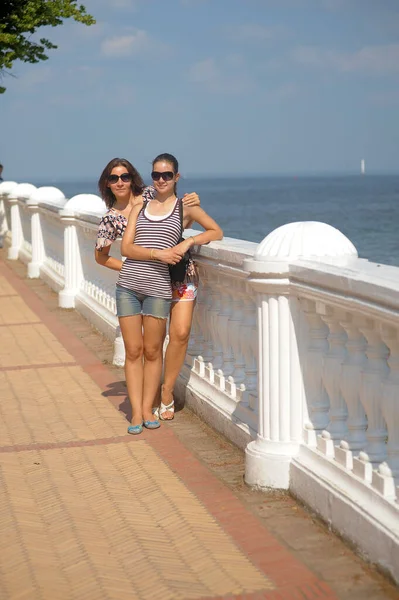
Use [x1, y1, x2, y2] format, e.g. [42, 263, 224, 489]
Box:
[127, 201, 142, 221]
[131, 194, 144, 209]
[182, 192, 200, 207]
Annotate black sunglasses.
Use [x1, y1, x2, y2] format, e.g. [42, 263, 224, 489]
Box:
[151, 171, 174, 181]
[108, 173, 132, 184]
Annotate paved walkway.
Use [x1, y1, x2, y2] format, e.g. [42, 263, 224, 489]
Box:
[0, 253, 397, 600]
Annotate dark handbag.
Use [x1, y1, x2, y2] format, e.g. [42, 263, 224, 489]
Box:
[169, 198, 190, 283]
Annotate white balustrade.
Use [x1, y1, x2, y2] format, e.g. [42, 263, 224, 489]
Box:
[2, 182, 399, 584]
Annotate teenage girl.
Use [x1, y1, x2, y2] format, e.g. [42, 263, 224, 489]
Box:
[119, 153, 223, 432]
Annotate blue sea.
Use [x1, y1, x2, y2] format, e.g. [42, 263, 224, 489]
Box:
[35, 175, 399, 267]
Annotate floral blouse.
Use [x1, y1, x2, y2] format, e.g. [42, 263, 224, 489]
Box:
[95, 186, 155, 251]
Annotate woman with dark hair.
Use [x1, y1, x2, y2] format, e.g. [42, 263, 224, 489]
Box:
[120, 153, 222, 429]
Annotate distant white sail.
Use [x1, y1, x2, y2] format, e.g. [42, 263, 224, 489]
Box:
[361, 159, 365, 175]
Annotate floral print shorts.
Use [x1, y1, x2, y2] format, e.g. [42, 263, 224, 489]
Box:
[171, 258, 199, 303]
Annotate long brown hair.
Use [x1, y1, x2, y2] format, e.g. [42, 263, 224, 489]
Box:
[98, 158, 145, 209]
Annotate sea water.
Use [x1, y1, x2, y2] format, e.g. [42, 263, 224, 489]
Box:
[34, 175, 399, 267]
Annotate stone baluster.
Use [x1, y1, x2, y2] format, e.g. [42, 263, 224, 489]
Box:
[113, 325, 126, 367]
[335, 313, 368, 470]
[353, 318, 389, 482]
[59, 209, 83, 308]
[27, 199, 44, 278]
[242, 289, 258, 411]
[228, 277, 247, 385]
[187, 264, 205, 364]
[215, 283, 235, 384]
[200, 270, 215, 364]
[7, 194, 23, 260]
[372, 325, 399, 499]
[0, 181, 17, 246]
[207, 272, 224, 372]
[195, 274, 213, 362]
[300, 298, 330, 448]
[317, 304, 348, 458]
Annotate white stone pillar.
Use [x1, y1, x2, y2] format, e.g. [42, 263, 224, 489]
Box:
[7, 195, 23, 260]
[0, 181, 17, 247]
[244, 274, 301, 489]
[27, 202, 44, 278]
[59, 208, 83, 308]
[243, 221, 358, 490]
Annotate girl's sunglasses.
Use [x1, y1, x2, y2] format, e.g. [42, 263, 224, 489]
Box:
[151, 171, 174, 182]
[108, 173, 132, 184]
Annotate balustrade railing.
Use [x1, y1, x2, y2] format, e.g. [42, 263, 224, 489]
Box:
[1, 180, 398, 583]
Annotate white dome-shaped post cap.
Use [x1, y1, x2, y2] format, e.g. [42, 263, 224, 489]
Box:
[9, 183, 37, 200]
[255, 221, 358, 261]
[29, 186, 66, 207]
[0, 181, 18, 196]
[63, 194, 107, 215]
[244, 221, 358, 276]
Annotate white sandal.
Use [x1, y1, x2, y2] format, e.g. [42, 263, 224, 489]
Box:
[159, 400, 175, 421]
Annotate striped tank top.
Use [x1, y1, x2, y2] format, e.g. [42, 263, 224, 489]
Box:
[117, 198, 182, 299]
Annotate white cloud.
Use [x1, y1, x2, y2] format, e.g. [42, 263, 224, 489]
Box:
[101, 29, 150, 57]
[188, 58, 219, 84]
[187, 57, 255, 94]
[224, 23, 287, 44]
[342, 44, 399, 74]
[265, 82, 298, 101]
[292, 44, 399, 74]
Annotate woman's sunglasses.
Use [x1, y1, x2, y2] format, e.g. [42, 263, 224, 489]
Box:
[108, 173, 132, 184]
[151, 171, 174, 182]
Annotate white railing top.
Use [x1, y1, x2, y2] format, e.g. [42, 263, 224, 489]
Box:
[30, 186, 66, 208]
[63, 194, 106, 216]
[0, 180, 18, 196]
[291, 258, 399, 317]
[9, 183, 37, 201]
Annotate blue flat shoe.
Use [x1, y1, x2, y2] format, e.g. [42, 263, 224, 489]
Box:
[143, 419, 160, 430]
[127, 423, 143, 435]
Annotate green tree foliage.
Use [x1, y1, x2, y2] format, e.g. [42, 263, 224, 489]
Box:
[0, 1, 95, 92]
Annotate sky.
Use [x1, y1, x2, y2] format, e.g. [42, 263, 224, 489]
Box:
[1, 0, 399, 181]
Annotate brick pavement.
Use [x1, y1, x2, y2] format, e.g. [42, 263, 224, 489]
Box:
[0, 252, 397, 600]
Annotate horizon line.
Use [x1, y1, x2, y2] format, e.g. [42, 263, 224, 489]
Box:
[7, 170, 399, 184]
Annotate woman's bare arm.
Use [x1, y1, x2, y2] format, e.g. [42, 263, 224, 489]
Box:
[95, 244, 123, 271]
[174, 206, 223, 254]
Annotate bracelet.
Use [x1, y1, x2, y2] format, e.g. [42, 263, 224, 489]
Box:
[150, 249, 155, 260]
[190, 236, 196, 245]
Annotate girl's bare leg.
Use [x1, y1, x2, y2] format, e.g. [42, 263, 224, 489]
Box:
[162, 300, 195, 418]
[142, 316, 168, 422]
[119, 315, 144, 426]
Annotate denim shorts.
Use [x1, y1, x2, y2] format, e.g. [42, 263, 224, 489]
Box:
[115, 285, 172, 319]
